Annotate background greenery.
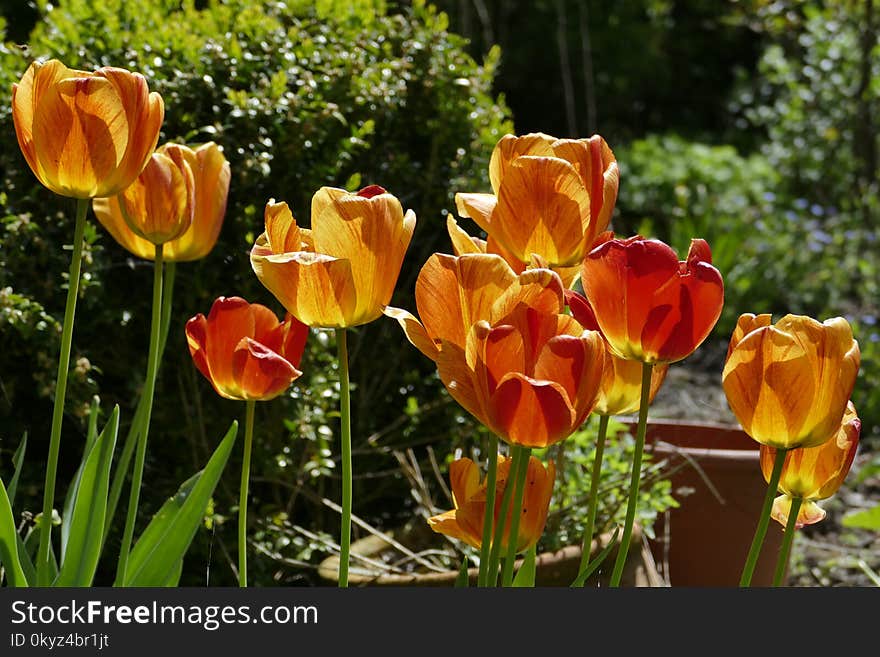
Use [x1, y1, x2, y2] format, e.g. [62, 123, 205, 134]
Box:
[0, 0, 876, 585]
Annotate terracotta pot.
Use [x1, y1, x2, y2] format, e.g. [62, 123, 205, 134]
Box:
[317, 523, 662, 587]
[630, 418, 787, 587]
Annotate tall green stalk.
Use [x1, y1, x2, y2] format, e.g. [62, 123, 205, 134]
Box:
[115, 244, 164, 586]
[609, 362, 654, 587]
[578, 414, 610, 581]
[773, 496, 801, 587]
[501, 445, 532, 587]
[486, 446, 523, 586]
[37, 198, 89, 586]
[740, 448, 787, 587]
[477, 434, 499, 587]
[238, 400, 256, 587]
[335, 328, 353, 588]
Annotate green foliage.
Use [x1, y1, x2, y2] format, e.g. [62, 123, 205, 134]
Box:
[536, 416, 677, 554]
[0, 0, 510, 585]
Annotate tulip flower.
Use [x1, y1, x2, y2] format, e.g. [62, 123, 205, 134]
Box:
[250, 185, 416, 328]
[759, 402, 860, 586]
[429, 455, 555, 554]
[722, 313, 860, 450]
[13, 59, 164, 199]
[12, 58, 164, 584]
[251, 184, 415, 587]
[760, 401, 860, 529]
[581, 235, 725, 365]
[93, 142, 230, 261]
[186, 296, 308, 587]
[185, 296, 307, 401]
[455, 132, 619, 268]
[386, 253, 605, 449]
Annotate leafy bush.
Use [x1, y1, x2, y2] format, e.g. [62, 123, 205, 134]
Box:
[0, 0, 511, 584]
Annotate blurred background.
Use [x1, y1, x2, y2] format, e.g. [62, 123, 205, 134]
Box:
[0, 0, 877, 586]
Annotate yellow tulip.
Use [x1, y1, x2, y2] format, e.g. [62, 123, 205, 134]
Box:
[12, 59, 164, 199]
[428, 455, 555, 553]
[93, 142, 230, 260]
[722, 313, 860, 449]
[760, 401, 860, 528]
[250, 185, 416, 328]
[455, 132, 619, 268]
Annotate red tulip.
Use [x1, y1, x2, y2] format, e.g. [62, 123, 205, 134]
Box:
[186, 296, 308, 401]
[580, 235, 724, 364]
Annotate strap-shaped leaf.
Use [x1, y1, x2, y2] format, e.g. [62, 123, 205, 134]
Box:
[570, 526, 621, 587]
[512, 545, 536, 587]
[454, 556, 470, 587]
[16, 534, 35, 585]
[62, 396, 102, 556]
[122, 421, 237, 586]
[55, 405, 120, 587]
[0, 478, 28, 586]
[7, 432, 27, 506]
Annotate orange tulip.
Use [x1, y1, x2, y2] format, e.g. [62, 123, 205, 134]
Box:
[580, 235, 724, 364]
[455, 132, 619, 268]
[186, 296, 308, 401]
[250, 185, 416, 328]
[760, 402, 860, 528]
[93, 142, 230, 260]
[386, 253, 605, 448]
[722, 313, 860, 449]
[565, 289, 668, 415]
[12, 59, 164, 199]
[428, 455, 555, 553]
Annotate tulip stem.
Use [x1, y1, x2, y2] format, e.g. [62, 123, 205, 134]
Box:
[486, 447, 522, 586]
[610, 361, 654, 587]
[37, 198, 88, 585]
[740, 447, 787, 587]
[501, 445, 532, 587]
[238, 400, 256, 587]
[103, 260, 175, 547]
[773, 496, 801, 587]
[477, 434, 499, 587]
[115, 244, 164, 586]
[335, 328, 352, 588]
[577, 414, 610, 583]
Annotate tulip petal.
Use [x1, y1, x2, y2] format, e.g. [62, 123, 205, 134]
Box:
[726, 313, 772, 361]
[446, 216, 487, 256]
[382, 306, 439, 360]
[488, 132, 556, 194]
[231, 337, 301, 401]
[551, 136, 619, 232]
[265, 200, 305, 254]
[415, 253, 517, 350]
[454, 192, 497, 234]
[92, 195, 156, 259]
[427, 510, 480, 550]
[534, 333, 604, 425]
[771, 495, 825, 529]
[491, 267, 565, 325]
[490, 373, 575, 448]
[494, 156, 591, 266]
[448, 458, 482, 507]
[435, 339, 485, 426]
[33, 75, 128, 198]
[184, 314, 212, 387]
[251, 235, 357, 328]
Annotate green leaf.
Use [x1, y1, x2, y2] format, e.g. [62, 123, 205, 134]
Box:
[454, 556, 470, 587]
[62, 396, 102, 556]
[570, 526, 621, 588]
[122, 421, 238, 586]
[16, 534, 36, 586]
[23, 524, 58, 582]
[512, 545, 536, 587]
[55, 405, 119, 587]
[162, 559, 183, 587]
[7, 431, 27, 506]
[0, 478, 28, 587]
[842, 504, 880, 531]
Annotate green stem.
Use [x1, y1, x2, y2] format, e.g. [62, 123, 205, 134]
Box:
[115, 244, 164, 586]
[37, 198, 88, 586]
[773, 496, 801, 587]
[477, 434, 499, 587]
[740, 447, 787, 587]
[238, 400, 256, 587]
[609, 361, 654, 587]
[104, 261, 175, 546]
[335, 328, 352, 588]
[486, 446, 523, 587]
[577, 413, 610, 581]
[501, 445, 532, 587]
